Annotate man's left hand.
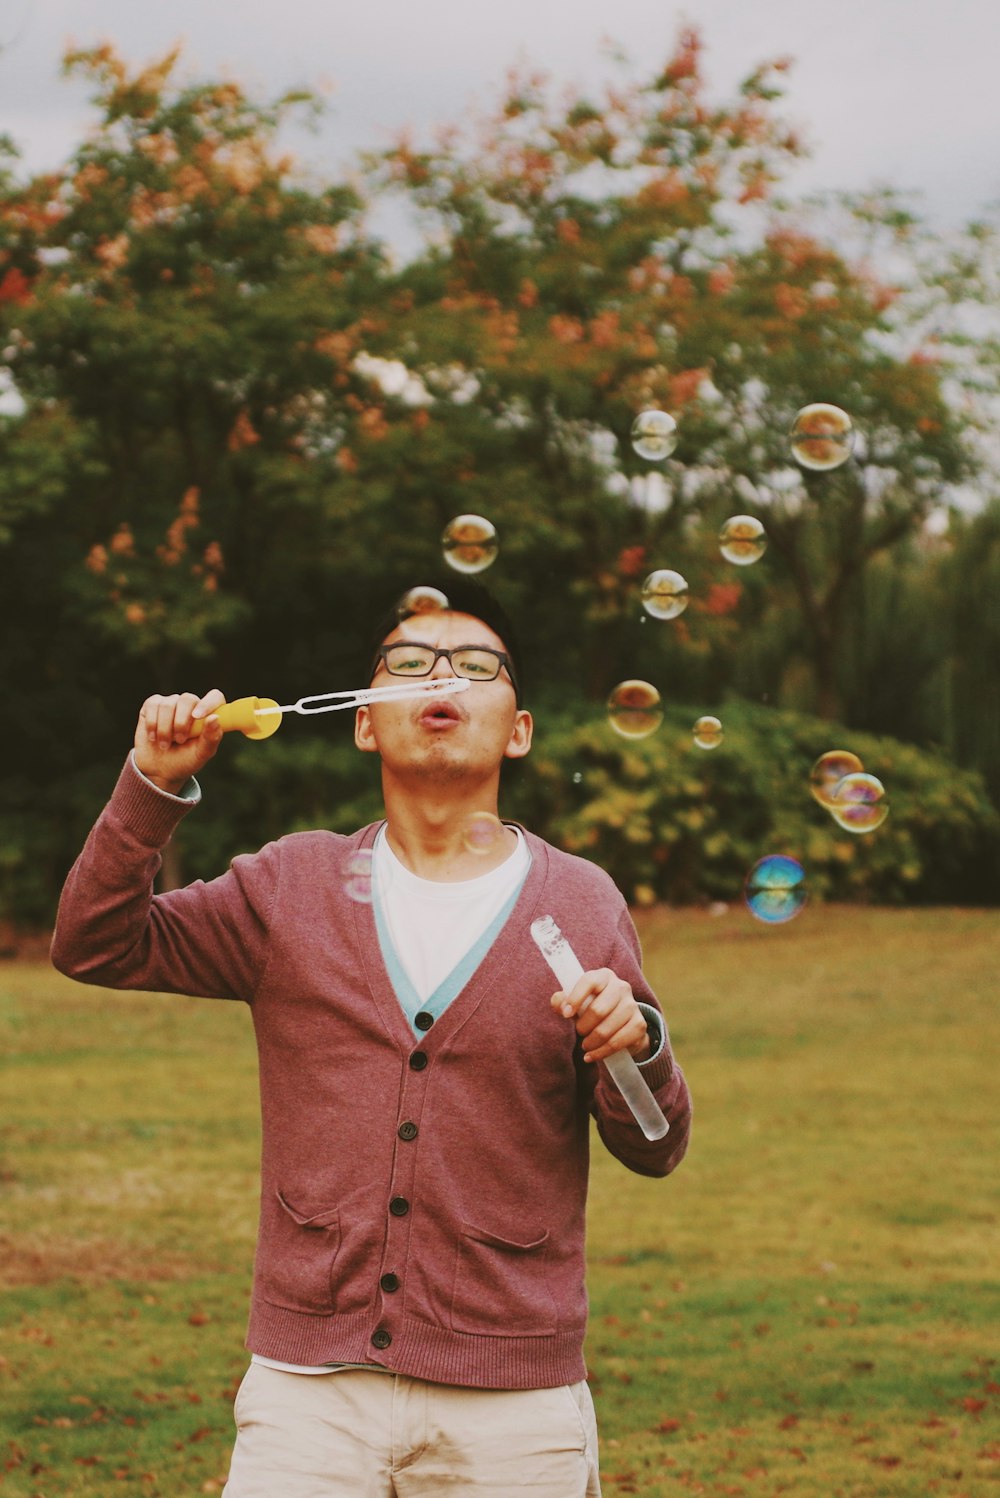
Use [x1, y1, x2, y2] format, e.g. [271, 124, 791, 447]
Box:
[551, 969, 651, 1063]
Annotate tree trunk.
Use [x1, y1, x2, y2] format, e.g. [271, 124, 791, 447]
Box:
[813, 618, 842, 722]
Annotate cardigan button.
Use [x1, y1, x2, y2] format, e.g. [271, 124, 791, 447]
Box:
[371, 1328, 392, 1350]
[389, 1196, 410, 1217]
[409, 1051, 428, 1071]
[380, 1272, 400, 1293]
[414, 1011, 434, 1031]
[398, 1121, 418, 1141]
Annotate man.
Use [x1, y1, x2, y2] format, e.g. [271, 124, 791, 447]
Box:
[51, 582, 692, 1497]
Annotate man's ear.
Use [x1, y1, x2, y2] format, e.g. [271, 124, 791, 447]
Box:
[503, 708, 533, 760]
[355, 705, 378, 754]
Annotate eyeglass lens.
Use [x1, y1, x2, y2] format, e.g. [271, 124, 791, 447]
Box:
[384, 644, 502, 679]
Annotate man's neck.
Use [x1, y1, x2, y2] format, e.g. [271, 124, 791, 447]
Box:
[380, 779, 516, 882]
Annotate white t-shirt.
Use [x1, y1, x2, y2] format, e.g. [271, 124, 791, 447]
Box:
[372, 822, 531, 1003]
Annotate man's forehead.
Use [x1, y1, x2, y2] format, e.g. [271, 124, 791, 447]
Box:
[383, 611, 507, 651]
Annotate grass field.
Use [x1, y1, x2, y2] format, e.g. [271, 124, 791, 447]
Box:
[1, 905, 997, 1497]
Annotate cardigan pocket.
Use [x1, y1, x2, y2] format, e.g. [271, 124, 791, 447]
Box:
[450, 1220, 557, 1337]
[258, 1190, 341, 1315]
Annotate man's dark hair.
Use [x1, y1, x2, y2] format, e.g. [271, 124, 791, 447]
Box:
[366, 578, 526, 705]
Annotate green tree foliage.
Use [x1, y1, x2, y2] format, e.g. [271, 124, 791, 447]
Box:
[0, 43, 380, 694]
[506, 700, 999, 908]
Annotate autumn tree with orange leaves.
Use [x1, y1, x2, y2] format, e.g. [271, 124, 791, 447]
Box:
[352, 29, 967, 715]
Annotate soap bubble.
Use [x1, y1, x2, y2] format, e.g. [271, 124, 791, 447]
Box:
[719, 514, 767, 566]
[790, 403, 854, 471]
[744, 854, 806, 925]
[397, 584, 449, 621]
[442, 514, 498, 574]
[693, 715, 723, 750]
[829, 772, 889, 834]
[461, 810, 506, 856]
[344, 848, 373, 904]
[631, 409, 678, 461]
[607, 680, 663, 739]
[810, 750, 864, 809]
[641, 569, 689, 620]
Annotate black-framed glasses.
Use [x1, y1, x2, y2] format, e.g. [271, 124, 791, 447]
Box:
[372, 641, 518, 691]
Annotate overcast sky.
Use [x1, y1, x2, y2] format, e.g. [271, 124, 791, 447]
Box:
[1, 0, 997, 227]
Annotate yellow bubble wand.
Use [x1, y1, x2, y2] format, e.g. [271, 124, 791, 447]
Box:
[188, 676, 471, 740]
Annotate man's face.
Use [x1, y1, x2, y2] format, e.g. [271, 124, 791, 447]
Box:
[354, 611, 532, 782]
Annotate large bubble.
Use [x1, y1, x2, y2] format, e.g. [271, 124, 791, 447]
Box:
[631, 410, 678, 462]
[692, 715, 723, 750]
[810, 750, 865, 809]
[829, 772, 889, 834]
[719, 514, 767, 566]
[397, 584, 449, 621]
[790, 403, 854, 472]
[607, 680, 663, 739]
[744, 854, 806, 925]
[344, 849, 374, 904]
[461, 810, 506, 856]
[641, 569, 689, 620]
[442, 514, 498, 574]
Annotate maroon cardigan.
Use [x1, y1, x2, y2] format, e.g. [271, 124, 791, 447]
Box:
[52, 759, 692, 1390]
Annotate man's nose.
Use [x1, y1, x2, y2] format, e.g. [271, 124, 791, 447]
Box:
[429, 649, 459, 679]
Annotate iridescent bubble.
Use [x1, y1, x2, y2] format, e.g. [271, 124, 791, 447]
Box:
[744, 854, 807, 925]
[631, 409, 678, 462]
[692, 715, 723, 750]
[607, 680, 663, 739]
[462, 810, 506, 856]
[829, 772, 889, 834]
[790, 403, 854, 472]
[641, 569, 689, 620]
[719, 514, 767, 566]
[345, 848, 373, 904]
[397, 584, 449, 621]
[442, 514, 498, 574]
[810, 750, 865, 809]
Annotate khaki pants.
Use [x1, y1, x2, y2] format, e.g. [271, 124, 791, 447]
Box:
[223, 1362, 602, 1497]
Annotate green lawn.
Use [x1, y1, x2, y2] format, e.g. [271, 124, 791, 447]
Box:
[1, 905, 997, 1496]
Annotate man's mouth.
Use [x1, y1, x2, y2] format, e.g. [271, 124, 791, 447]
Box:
[418, 698, 464, 726]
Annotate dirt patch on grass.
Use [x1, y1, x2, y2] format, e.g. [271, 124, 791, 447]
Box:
[0, 1232, 220, 1287]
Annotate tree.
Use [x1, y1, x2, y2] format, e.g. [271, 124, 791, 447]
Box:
[0, 44, 385, 894]
[353, 33, 968, 718]
[0, 50, 378, 759]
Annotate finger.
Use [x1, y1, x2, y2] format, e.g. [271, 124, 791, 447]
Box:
[154, 697, 180, 749]
[580, 992, 635, 1047]
[583, 1008, 649, 1063]
[571, 979, 631, 1036]
[171, 692, 203, 744]
[137, 696, 157, 744]
[192, 687, 226, 722]
[549, 986, 595, 1017]
[556, 969, 615, 1020]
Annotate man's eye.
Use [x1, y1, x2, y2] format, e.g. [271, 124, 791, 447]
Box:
[394, 656, 428, 671]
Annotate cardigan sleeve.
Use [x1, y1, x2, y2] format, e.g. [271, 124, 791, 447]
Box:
[583, 904, 692, 1180]
[50, 756, 278, 1003]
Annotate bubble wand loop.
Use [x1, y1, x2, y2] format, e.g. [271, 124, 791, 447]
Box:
[188, 676, 471, 740]
[530, 915, 669, 1142]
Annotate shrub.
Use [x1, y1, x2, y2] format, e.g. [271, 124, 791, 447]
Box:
[505, 699, 1000, 907]
[11, 699, 999, 935]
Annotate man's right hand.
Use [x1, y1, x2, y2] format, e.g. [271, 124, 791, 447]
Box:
[133, 690, 226, 796]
